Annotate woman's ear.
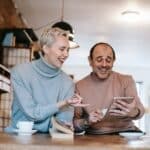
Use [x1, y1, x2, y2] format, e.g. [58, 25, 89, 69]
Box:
[42, 45, 49, 54]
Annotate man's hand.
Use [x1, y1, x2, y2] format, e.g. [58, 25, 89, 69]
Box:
[88, 109, 104, 124]
[109, 97, 139, 118]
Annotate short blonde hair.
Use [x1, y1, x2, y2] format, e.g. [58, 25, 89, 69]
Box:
[40, 27, 69, 48]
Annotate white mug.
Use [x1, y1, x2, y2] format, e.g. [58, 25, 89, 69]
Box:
[17, 121, 34, 132]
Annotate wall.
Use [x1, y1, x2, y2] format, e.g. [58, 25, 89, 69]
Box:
[0, 0, 25, 28]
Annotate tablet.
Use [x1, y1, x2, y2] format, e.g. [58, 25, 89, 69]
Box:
[113, 96, 134, 104]
[102, 96, 134, 121]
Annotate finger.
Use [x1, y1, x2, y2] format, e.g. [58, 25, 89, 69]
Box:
[90, 117, 99, 123]
[72, 97, 82, 103]
[109, 112, 123, 117]
[109, 109, 127, 116]
[109, 108, 123, 114]
[72, 98, 81, 103]
[73, 103, 90, 107]
[115, 100, 128, 106]
[120, 106, 130, 113]
[95, 109, 101, 114]
[70, 98, 81, 104]
[113, 101, 128, 111]
[74, 93, 83, 100]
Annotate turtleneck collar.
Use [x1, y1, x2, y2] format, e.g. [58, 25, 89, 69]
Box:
[32, 55, 61, 78]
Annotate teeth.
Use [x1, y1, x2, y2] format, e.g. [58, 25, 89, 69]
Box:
[99, 69, 107, 72]
[59, 59, 65, 63]
[99, 70, 107, 74]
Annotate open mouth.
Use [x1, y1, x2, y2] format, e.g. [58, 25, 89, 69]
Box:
[99, 69, 108, 74]
[98, 68, 110, 74]
[58, 58, 66, 64]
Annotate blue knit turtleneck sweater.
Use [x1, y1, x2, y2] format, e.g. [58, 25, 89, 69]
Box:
[5, 56, 74, 133]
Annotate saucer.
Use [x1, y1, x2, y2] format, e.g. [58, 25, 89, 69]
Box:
[75, 131, 85, 136]
[119, 132, 144, 140]
[14, 129, 37, 136]
[140, 134, 150, 140]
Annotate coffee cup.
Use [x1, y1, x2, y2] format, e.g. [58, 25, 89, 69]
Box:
[17, 121, 34, 133]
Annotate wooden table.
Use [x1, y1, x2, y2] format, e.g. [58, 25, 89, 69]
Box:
[0, 132, 150, 150]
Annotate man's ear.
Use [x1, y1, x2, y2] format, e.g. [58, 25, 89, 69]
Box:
[88, 56, 92, 67]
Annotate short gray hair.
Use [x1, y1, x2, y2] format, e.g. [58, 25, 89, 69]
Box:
[40, 27, 69, 48]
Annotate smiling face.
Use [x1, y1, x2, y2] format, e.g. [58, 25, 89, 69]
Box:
[89, 44, 115, 80]
[43, 36, 70, 68]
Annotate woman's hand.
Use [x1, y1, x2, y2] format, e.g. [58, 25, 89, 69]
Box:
[67, 93, 89, 107]
[58, 94, 89, 109]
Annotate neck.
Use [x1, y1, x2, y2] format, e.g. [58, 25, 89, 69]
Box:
[32, 55, 61, 77]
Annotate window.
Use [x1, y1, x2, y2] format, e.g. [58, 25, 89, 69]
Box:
[134, 81, 145, 131]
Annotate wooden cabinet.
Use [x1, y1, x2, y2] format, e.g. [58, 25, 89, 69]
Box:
[0, 28, 38, 131]
[0, 47, 32, 131]
[0, 46, 32, 131]
[2, 46, 32, 68]
[0, 64, 10, 132]
[0, 64, 10, 93]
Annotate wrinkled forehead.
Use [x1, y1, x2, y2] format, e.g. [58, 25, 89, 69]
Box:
[93, 44, 113, 59]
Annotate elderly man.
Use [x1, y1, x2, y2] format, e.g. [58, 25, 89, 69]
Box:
[74, 42, 145, 134]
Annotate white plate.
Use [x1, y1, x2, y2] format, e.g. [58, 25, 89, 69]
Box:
[75, 131, 85, 136]
[140, 134, 150, 140]
[14, 129, 37, 136]
[119, 132, 144, 140]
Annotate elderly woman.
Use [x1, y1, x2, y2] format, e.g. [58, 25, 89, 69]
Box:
[5, 27, 83, 133]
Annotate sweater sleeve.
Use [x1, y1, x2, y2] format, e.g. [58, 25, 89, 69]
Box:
[11, 68, 59, 122]
[55, 75, 75, 124]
